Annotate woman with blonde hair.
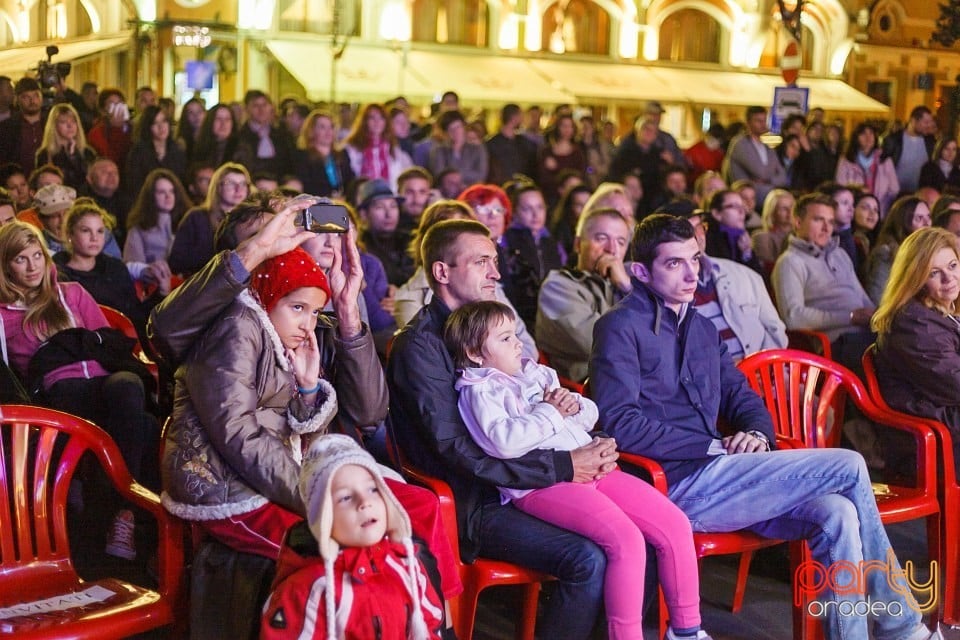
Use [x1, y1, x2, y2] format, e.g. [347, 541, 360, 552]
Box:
[168, 162, 250, 276]
[0, 221, 158, 561]
[35, 102, 96, 191]
[751, 189, 795, 274]
[872, 226, 960, 475]
[294, 109, 354, 197]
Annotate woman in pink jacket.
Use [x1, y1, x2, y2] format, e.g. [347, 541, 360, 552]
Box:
[0, 221, 158, 561]
[836, 122, 899, 216]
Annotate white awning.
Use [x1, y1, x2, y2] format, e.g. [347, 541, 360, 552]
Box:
[0, 34, 132, 78]
[529, 58, 888, 113]
[403, 51, 574, 105]
[264, 40, 432, 103]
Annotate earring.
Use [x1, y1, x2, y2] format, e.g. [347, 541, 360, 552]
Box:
[477, 359, 483, 367]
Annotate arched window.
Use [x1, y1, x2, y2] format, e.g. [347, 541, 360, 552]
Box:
[277, 0, 359, 35]
[658, 8, 720, 63]
[758, 22, 815, 71]
[412, 0, 488, 47]
[75, 2, 94, 37]
[541, 0, 609, 55]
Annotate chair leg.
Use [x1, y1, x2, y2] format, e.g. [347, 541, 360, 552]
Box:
[790, 541, 823, 640]
[518, 582, 541, 640]
[731, 550, 754, 613]
[942, 519, 959, 625]
[925, 514, 943, 623]
[454, 587, 480, 640]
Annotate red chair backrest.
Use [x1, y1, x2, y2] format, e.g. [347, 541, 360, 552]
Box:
[0, 405, 133, 588]
[737, 349, 855, 447]
[99, 305, 138, 340]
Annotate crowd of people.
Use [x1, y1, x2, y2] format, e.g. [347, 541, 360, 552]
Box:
[1, 72, 958, 640]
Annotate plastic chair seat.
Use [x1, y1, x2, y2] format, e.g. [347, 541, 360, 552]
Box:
[0, 404, 185, 640]
[616, 451, 807, 637]
[739, 349, 944, 630]
[693, 531, 781, 557]
[399, 462, 550, 640]
[0, 578, 164, 638]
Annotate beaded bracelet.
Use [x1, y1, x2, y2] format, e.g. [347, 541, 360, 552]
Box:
[297, 381, 322, 395]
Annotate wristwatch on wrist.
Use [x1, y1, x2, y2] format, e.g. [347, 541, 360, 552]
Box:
[746, 430, 771, 451]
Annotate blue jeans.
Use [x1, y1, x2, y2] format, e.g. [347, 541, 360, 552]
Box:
[668, 448, 924, 640]
[479, 501, 606, 640]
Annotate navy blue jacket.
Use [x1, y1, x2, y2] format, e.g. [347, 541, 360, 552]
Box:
[590, 282, 775, 485]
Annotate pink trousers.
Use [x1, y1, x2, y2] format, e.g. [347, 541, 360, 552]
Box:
[514, 469, 701, 639]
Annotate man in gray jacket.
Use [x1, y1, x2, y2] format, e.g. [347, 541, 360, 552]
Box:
[536, 207, 633, 382]
[772, 193, 875, 372]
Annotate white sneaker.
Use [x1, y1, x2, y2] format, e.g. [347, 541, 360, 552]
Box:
[665, 629, 714, 640]
[104, 509, 136, 560]
[906, 624, 944, 640]
[926, 625, 944, 640]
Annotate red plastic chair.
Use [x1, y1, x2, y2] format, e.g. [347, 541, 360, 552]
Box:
[862, 345, 959, 625]
[582, 381, 812, 638]
[0, 404, 185, 639]
[766, 283, 833, 360]
[618, 446, 811, 639]
[537, 350, 585, 394]
[786, 329, 833, 360]
[98, 304, 159, 384]
[738, 349, 943, 624]
[385, 431, 550, 640]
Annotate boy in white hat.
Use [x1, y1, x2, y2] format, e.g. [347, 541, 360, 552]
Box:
[32, 183, 76, 253]
[261, 434, 444, 640]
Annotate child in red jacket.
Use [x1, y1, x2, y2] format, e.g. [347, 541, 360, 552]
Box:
[261, 435, 444, 640]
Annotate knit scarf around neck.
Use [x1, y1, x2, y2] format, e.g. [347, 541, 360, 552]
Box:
[361, 140, 390, 181]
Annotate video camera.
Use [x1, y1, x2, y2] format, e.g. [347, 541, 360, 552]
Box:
[35, 45, 71, 90]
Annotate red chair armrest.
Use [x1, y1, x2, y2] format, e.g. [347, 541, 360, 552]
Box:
[617, 452, 669, 493]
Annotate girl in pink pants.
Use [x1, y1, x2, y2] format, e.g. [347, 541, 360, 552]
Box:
[444, 301, 710, 640]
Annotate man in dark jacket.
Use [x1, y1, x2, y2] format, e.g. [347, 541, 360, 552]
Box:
[881, 105, 937, 194]
[0, 77, 47, 175]
[387, 219, 611, 640]
[608, 117, 667, 217]
[233, 90, 295, 180]
[485, 103, 538, 186]
[590, 214, 941, 640]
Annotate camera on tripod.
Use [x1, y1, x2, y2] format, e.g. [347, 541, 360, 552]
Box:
[35, 45, 71, 90]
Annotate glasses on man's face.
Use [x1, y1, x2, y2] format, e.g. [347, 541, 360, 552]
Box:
[220, 180, 249, 191]
[475, 204, 505, 218]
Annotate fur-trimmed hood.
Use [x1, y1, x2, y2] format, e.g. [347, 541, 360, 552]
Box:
[161, 286, 340, 523]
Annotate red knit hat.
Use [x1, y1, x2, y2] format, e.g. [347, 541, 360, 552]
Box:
[251, 247, 331, 312]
